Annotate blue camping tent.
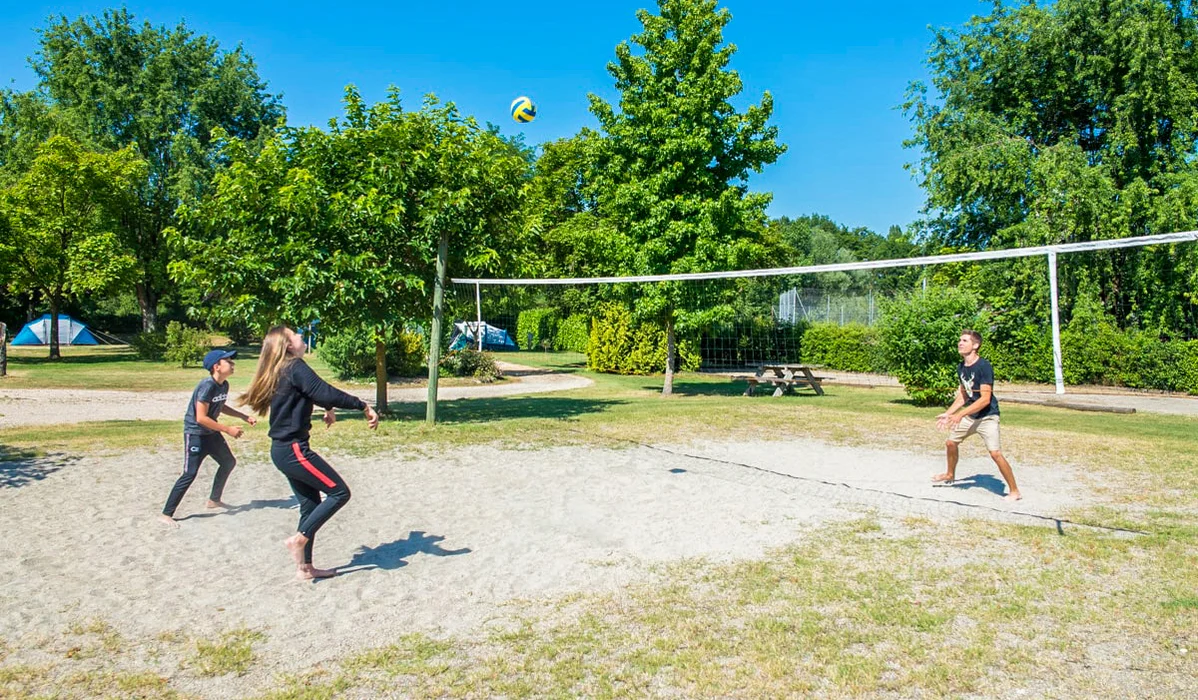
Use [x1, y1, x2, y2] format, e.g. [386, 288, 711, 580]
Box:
[11, 314, 99, 346]
[449, 321, 517, 351]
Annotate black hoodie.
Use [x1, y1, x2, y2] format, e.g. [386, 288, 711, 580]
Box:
[267, 359, 367, 442]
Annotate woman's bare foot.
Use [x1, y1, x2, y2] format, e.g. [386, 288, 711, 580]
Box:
[1004, 491, 1023, 502]
[931, 472, 955, 484]
[284, 533, 308, 565]
[157, 514, 179, 528]
[295, 564, 337, 580]
[206, 500, 232, 509]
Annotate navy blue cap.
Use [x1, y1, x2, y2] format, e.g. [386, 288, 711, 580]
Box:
[203, 349, 238, 371]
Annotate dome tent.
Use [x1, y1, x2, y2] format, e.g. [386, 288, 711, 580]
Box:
[10, 314, 99, 346]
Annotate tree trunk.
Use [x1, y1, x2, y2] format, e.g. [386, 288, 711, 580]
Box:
[375, 335, 389, 413]
[0, 322, 7, 377]
[135, 282, 159, 332]
[48, 295, 61, 360]
[662, 315, 676, 397]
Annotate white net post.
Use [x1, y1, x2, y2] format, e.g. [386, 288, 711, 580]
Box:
[1048, 251, 1065, 394]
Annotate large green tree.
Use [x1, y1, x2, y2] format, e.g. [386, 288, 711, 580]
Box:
[169, 89, 527, 408]
[0, 136, 144, 358]
[1, 9, 284, 331]
[588, 0, 786, 394]
[904, 0, 1198, 334]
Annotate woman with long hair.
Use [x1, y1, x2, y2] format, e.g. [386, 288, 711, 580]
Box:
[241, 325, 379, 579]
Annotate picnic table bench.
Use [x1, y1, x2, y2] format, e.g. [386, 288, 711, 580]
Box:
[743, 363, 828, 397]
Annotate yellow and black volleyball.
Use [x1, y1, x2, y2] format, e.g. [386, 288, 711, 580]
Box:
[510, 96, 537, 123]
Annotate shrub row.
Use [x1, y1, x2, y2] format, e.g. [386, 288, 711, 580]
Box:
[587, 303, 700, 375]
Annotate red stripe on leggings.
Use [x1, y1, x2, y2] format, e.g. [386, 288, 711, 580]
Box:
[292, 442, 335, 488]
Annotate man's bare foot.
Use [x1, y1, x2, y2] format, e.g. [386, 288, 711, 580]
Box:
[206, 500, 232, 509]
[931, 473, 955, 484]
[284, 533, 308, 566]
[157, 514, 179, 529]
[1004, 491, 1023, 502]
[295, 564, 336, 580]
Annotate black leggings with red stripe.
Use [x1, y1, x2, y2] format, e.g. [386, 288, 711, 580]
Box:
[270, 440, 351, 564]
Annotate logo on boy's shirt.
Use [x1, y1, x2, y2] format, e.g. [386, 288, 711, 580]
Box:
[211, 393, 228, 403]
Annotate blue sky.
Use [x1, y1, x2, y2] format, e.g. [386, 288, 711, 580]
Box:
[0, 1, 989, 236]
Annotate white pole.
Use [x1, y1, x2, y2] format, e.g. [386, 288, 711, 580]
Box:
[475, 282, 483, 352]
[1048, 252, 1065, 395]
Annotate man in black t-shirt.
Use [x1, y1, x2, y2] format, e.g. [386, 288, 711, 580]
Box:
[158, 349, 258, 527]
[933, 330, 1022, 501]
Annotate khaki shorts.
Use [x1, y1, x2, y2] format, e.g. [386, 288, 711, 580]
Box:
[948, 414, 1001, 452]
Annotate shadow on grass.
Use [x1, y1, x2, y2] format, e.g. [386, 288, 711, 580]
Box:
[7, 351, 142, 366]
[336, 530, 471, 576]
[0, 446, 78, 488]
[379, 395, 626, 424]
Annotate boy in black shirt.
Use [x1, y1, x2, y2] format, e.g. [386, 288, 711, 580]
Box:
[158, 349, 258, 527]
[934, 330, 1022, 501]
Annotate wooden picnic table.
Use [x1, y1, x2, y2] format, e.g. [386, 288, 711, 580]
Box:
[743, 363, 827, 397]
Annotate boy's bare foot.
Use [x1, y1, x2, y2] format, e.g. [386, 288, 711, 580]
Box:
[206, 500, 232, 509]
[157, 514, 179, 529]
[284, 534, 308, 565]
[295, 564, 337, 581]
[931, 473, 955, 484]
[1004, 491, 1023, 502]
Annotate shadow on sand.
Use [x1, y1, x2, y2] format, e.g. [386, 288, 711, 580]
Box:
[0, 447, 79, 489]
[335, 530, 472, 576]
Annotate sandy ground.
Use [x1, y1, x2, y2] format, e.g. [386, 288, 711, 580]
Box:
[0, 361, 592, 429]
[0, 362, 1160, 697]
[0, 430, 1093, 697]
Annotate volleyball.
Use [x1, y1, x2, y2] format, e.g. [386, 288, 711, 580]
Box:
[510, 96, 537, 123]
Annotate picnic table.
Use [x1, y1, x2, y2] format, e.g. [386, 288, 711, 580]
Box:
[743, 363, 827, 397]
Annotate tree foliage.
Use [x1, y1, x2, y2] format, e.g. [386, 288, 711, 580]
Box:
[586, 0, 785, 392]
[905, 0, 1198, 335]
[0, 136, 144, 357]
[4, 9, 284, 331]
[169, 89, 527, 406]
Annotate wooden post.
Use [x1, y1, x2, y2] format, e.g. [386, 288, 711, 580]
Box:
[426, 230, 449, 424]
[0, 322, 7, 377]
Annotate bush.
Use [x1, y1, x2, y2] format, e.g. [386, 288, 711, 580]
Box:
[800, 322, 886, 373]
[517, 307, 560, 350]
[554, 313, 590, 353]
[224, 321, 257, 346]
[164, 322, 211, 367]
[319, 328, 426, 380]
[588, 303, 700, 375]
[439, 348, 501, 381]
[877, 287, 982, 406]
[130, 331, 166, 361]
[985, 323, 1054, 383]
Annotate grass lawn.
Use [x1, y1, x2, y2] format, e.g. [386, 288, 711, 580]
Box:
[1, 349, 1195, 698]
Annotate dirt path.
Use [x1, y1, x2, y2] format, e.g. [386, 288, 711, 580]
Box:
[0, 361, 591, 429]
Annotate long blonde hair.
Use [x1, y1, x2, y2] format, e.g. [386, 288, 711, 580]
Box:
[239, 325, 297, 415]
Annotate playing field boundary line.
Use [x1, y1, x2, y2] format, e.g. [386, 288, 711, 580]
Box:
[561, 426, 1148, 536]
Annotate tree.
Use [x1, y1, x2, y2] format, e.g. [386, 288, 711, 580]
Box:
[588, 0, 786, 395]
[0, 136, 144, 358]
[904, 0, 1198, 335]
[169, 89, 527, 409]
[10, 9, 284, 331]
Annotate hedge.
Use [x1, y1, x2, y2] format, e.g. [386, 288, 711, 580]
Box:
[587, 303, 700, 375]
[800, 322, 885, 374]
